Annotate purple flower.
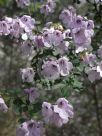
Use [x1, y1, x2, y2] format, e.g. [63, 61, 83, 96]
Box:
[40, 4, 51, 15]
[59, 8, 75, 28]
[41, 60, 60, 80]
[20, 15, 35, 32]
[72, 28, 92, 53]
[56, 98, 74, 118]
[10, 19, 23, 38]
[34, 35, 44, 48]
[71, 15, 85, 29]
[0, 21, 10, 35]
[87, 20, 94, 29]
[16, 122, 28, 136]
[57, 57, 73, 76]
[16, 0, 30, 8]
[16, 120, 43, 136]
[28, 120, 43, 136]
[42, 98, 74, 127]
[20, 68, 35, 83]
[24, 87, 39, 103]
[42, 102, 53, 123]
[50, 105, 69, 127]
[0, 97, 8, 113]
[40, 0, 56, 15]
[52, 30, 63, 46]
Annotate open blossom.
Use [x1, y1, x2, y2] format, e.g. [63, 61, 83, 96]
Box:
[42, 102, 53, 123]
[16, 120, 43, 136]
[24, 87, 39, 103]
[72, 28, 92, 53]
[41, 60, 60, 80]
[40, 0, 56, 15]
[16, 0, 30, 8]
[20, 68, 35, 83]
[58, 57, 73, 76]
[56, 98, 74, 118]
[34, 35, 44, 48]
[0, 96, 8, 113]
[59, 9, 73, 28]
[42, 98, 74, 127]
[43, 27, 63, 47]
[0, 21, 10, 35]
[20, 15, 35, 32]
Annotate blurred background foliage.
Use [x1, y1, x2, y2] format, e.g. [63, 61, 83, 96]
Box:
[0, 0, 102, 136]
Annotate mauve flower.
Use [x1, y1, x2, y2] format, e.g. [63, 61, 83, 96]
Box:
[50, 105, 69, 127]
[16, 0, 30, 8]
[24, 87, 39, 103]
[16, 120, 43, 136]
[43, 28, 54, 47]
[46, 0, 56, 12]
[16, 122, 29, 136]
[10, 19, 23, 38]
[28, 120, 43, 136]
[56, 98, 74, 118]
[52, 30, 63, 46]
[59, 8, 74, 28]
[85, 67, 100, 83]
[87, 20, 94, 29]
[40, 0, 56, 15]
[40, 4, 51, 15]
[71, 15, 85, 29]
[34, 35, 44, 48]
[0, 21, 10, 35]
[20, 40, 33, 56]
[42, 102, 53, 123]
[20, 68, 35, 83]
[57, 57, 73, 76]
[20, 15, 35, 32]
[0, 97, 8, 113]
[41, 60, 60, 80]
[72, 28, 89, 44]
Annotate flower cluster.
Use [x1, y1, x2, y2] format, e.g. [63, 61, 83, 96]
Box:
[59, 7, 94, 53]
[16, 119, 44, 136]
[42, 98, 74, 127]
[41, 57, 73, 80]
[0, 15, 35, 38]
[40, 0, 56, 15]
[0, 96, 8, 113]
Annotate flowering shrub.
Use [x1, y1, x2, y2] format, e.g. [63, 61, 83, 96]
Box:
[0, 0, 102, 136]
